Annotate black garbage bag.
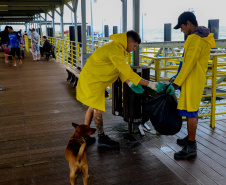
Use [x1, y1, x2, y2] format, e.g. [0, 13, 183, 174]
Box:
[144, 93, 182, 135]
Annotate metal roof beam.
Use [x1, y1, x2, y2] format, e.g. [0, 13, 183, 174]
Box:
[63, 0, 74, 12]
[0, 1, 63, 6]
[0, 19, 33, 22]
[55, 9, 62, 17]
[39, 6, 52, 18]
[0, 7, 50, 11]
[0, 10, 43, 14]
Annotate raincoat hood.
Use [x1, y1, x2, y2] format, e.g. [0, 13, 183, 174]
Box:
[192, 26, 216, 48]
[192, 26, 210, 37]
[109, 32, 127, 51]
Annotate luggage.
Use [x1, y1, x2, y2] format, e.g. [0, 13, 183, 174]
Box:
[144, 93, 182, 135]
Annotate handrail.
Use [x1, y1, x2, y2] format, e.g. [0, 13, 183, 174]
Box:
[48, 36, 226, 128]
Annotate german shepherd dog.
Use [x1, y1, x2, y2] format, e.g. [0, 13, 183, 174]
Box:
[65, 123, 96, 185]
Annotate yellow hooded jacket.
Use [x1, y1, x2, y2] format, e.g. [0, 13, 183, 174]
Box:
[76, 32, 141, 111]
[174, 33, 216, 112]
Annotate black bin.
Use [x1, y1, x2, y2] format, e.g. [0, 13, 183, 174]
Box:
[112, 66, 150, 133]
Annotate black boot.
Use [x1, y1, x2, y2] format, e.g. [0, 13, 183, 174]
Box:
[85, 136, 96, 146]
[98, 133, 119, 149]
[174, 141, 197, 160]
[177, 135, 188, 146]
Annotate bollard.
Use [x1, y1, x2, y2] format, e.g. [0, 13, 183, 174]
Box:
[164, 23, 171, 41]
[208, 19, 219, 40]
[104, 25, 109, 37]
[87, 25, 91, 36]
[69, 26, 75, 41]
[47, 28, 53, 37]
[113, 26, 118, 34]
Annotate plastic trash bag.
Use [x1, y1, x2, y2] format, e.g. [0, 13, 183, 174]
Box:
[144, 93, 182, 135]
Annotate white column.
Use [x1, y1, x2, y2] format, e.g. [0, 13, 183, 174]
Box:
[60, 5, 64, 39]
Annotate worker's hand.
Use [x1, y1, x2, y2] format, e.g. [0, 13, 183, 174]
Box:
[166, 84, 175, 95]
[128, 82, 144, 94]
[148, 81, 167, 94]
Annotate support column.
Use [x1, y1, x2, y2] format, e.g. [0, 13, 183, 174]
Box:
[122, 0, 127, 33]
[133, 0, 140, 66]
[51, 7, 55, 37]
[39, 14, 42, 37]
[45, 13, 48, 36]
[72, 0, 78, 42]
[81, 0, 88, 68]
[60, 5, 64, 39]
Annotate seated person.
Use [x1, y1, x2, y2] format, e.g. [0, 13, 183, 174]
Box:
[40, 36, 52, 59]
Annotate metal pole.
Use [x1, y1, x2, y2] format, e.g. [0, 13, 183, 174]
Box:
[72, 0, 78, 42]
[52, 7, 55, 37]
[142, 13, 143, 41]
[122, 0, 127, 33]
[133, 0, 140, 66]
[60, 5, 64, 39]
[45, 13, 48, 36]
[81, 0, 87, 67]
[210, 56, 217, 128]
[90, 0, 94, 46]
[39, 14, 42, 37]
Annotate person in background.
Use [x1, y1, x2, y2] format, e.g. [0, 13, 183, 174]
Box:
[30, 28, 40, 61]
[0, 26, 10, 63]
[6, 26, 22, 66]
[40, 36, 52, 60]
[166, 12, 216, 159]
[76, 30, 166, 149]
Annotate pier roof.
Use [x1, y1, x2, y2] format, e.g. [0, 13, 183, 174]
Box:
[0, 0, 71, 23]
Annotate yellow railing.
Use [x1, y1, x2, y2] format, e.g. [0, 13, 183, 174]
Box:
[47, 37, 226, 127]
[142, 54, 226, 128]
[47, 37, 81, 67]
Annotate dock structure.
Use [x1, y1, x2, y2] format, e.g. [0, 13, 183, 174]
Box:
[1, 0, 226, 184]
[0, 51, 226, 184]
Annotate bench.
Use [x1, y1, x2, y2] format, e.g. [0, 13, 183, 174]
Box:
[66, 60, 81, 88]
[66, 59, 109, 98]
[43, 45, 55, 60]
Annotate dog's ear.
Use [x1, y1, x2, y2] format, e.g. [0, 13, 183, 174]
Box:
[72, 122, 79, 129]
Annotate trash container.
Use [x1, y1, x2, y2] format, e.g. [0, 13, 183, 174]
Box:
[112, 66, 150, 133]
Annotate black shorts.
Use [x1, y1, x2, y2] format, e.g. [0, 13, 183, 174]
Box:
[10, 48, 20, 57]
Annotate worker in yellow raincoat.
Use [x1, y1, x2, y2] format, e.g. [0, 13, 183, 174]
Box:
[166, 12, 216, 159]
[76, 30, 166, 148]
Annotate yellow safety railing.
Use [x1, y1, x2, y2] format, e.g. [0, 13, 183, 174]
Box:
[46, 37, 226, 127]
[140, 53, 226, 128]
[47, 37, 81, 67]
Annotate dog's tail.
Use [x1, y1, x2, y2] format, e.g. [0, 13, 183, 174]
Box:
[77, 143, 86, 162]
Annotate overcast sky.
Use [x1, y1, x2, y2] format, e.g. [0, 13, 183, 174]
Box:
[72, 0, 226, 31]
[3, 0, 226, 35]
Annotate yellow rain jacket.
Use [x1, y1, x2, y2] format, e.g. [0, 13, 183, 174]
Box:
[76, 32, 141, 111]
[174, 33, 216, 112]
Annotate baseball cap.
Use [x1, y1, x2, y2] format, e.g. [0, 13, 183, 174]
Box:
[174, 12, 197, 29]
[8, 26, 13, 30]
[29, 28, 35, 31]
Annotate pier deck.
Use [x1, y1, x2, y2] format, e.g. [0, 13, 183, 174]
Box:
[0, 52, 226, 185]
